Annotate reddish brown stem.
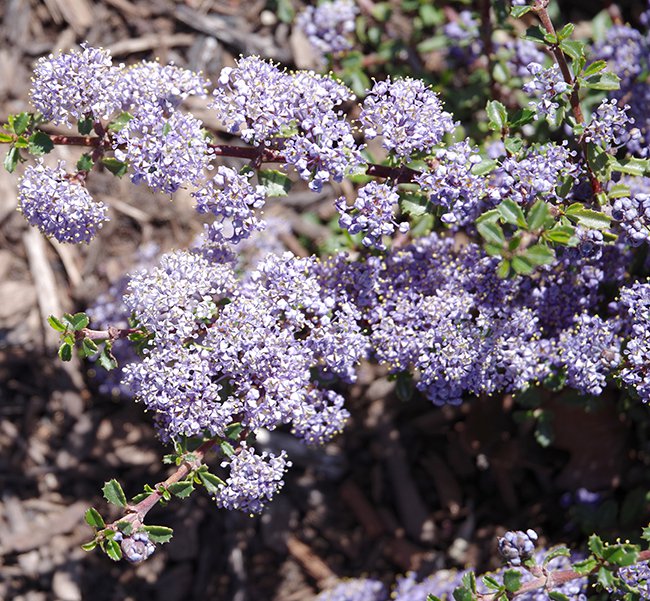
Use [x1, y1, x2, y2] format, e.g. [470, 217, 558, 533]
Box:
[532, 1, 603, 196]
[107, 438, 220, 532]
[76, 326, 142, 341]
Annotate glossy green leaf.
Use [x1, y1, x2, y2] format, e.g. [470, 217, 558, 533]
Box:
[584, 71, 620, 91]
[104, 538, 122, 561]
[84, 507, 105, 529]
[81, 338, 99, 357]
[167, 480, 195, 498]
[497, 199, 527, 228]
[4, 146, 20, 173]
[77, 116, 94, 135]
[258, 169, 292, 197]
[48, 315, 67, 332]
[470, 159, 498, 176]
[28, 131, 54, 156]
[108, 112, 133, 132]
[81, 540, 98, 551]
[527, 200, 551, 230]
[142, 525, 174, 544]
[58, 342, 73, 362]
[102, 479, 127, 507]
[198, 469, 226, 495]
[487, 100, 508, 131]
[573, 556, 598, 575]
[12, 113, 30, 135]
[504, 569, 522, 592]
[477, 221, 505, 246]
[524, 244, 555, 266]
[560, 39, 585, 61]
[76, 154, 94, 172]
[565, 203, 611, 230]
[544, 224, 575, 244]
[101, 157, 128, 177]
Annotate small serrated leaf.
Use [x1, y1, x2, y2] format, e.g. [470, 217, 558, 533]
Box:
[549, 592, 570, 601]
[167, 481, 195, 498]
[82, 338, 99, 357]
[13, 113, 30, 135]
[102, 479, 127, 507]
[48, 315, 67, 332]
[471, 159, 498, 176]
[584, 71, 620, 91]
[573, 556, 598, 575]
[486, 100, 508, 131]
[98, 344, 118, 371]
[101, 157, 128, 177]
[76, 153, 94, 172]
[81, 540, 98, 551]
[142, 525, 174, 544]
[497, 199, 527, 228]
[258, 169, 291, 197]
[198, 470, 225, 495]
[85, 507, 106, 529]
[58, 342, 73, 362]
[504, 569, 522, 592]
[107, 112, 133, 132]
[220, 440, 235, 458]
[4, 146, 21, 173]
[104, 538, 122, 561]
[28, 131, 54, 156]
[225, 422, 244, 441]
[543, 546, 571, 565]
[527, 200, 551, 230]
[477, 221, 506, 246]
[77, 116, 94, 135]
[67, 312, 89, 331]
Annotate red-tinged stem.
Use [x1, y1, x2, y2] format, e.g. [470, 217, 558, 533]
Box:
[2, 133, 420, 184]
[107, 438, 221, 532]
[532, 1, 603, 196]
[477, 549, 650, 600]
[76, 326, 142, 341]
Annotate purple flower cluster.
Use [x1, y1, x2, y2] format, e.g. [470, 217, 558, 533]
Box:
[117, 61, 208, 113]
[316, 578, 388, 601]
[393, 570, 467, 601]
[211, 57, 362, 191]
[296, 0, 358, 58]
[584, 99, 638, 151]
[414, 140, 488, 225]
[556, 314, 621, 396]
[614, 561, 650, 598]
[214, 444, 290, 515]
[193, 166, 266, 243]
[523, 62, 570, 121]
[112, 108, 210, 194]
[592, 25, 650, 86]
[618, 282, 650, 403]
[496, 143, 579, 206]
[360, 77, 456, 158]
[18, 160, 108, 243]
[503, 40, 546, 78]
[335, 182, 408, 249]
[30, 44, 121, 126]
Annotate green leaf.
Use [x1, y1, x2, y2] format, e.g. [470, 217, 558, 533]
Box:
[564, 203, 611, 230]
[275, 0, 295, 22]
[101, 157, 128, 177]
[476, 209, 500, 224]
[497, 199, 527, 228]
[167, 480, 195, 498]
[582, 60, 607, 78]
[104, 538, 122, 561]
[573, 556, 598, 575]
[64, 312, 89, 331]
[523, 244, 555, 267]
[220, 440, 235, 458]
[81, 338, 99, 357]
[395, 371, 414, 402]
[225, 422, 244, 441]
[98, 344, 118, 371]
[426, 596, 442, 601]
[603, 544, 639, 566]
[608, 183, 631, 199]
[543, 546, 571, 565]
[452, 587, 474, 601]
[471, 159, 498, 176]
[258, 169, 291, 197]
[597, 566, 615, 589]
[84, 507, 105, 529]
[496, 259, 510, 279]
[198, 469, 225, 495]
[511, 5, 531, 17]
[13, 136, 28, 149]
[481, 575, 502, 590]
[642, 525, 650, 542]
[76, 153, 94, 172]
[610, 157, 650, 177]
[522, 26, 546, 45]
[28, 131, 54, 156]
[584, 71, 620, 91]
[504, 137, 524, 155]
[4, 146, 21, 173]
[477, 221, 505, 246]
[511, 255, 535, 275]
[12, 113, 30, 135]
[81, 540, 98, 551]
[544, 224, 575, 244]
[557, 23, 575, 41]
[102, 479, 127, 508]
[77, 116, 94, 135]
[142, 525, 174, 544]
[487, 100, 508, 131]
[549, 592, 570, 601]
[58, 342, 73, 362]
[107, 112, 133, 132]
[560, 39, 585, 61]
[0, 132, 14, 143]
[47, 315, 67, 332]
[116, 521, 133, 536]
[509, 108, 536, 129]
[504, 569, 522, 592]
[588, 534, 605, 557]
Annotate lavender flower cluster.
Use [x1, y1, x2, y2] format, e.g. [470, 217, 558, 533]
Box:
[296, 0, 358, 59]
